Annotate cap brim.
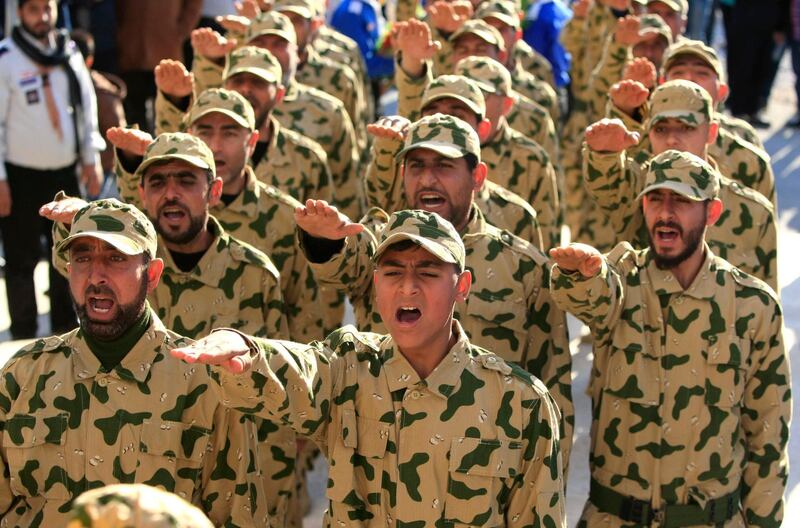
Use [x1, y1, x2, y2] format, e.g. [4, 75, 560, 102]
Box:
[56, 232, 146, 257]
[247, 29, 295, 45]
[276, 5, 315, 18]
[373, 233, 459, 266]
[190, 107, 254, 130]
[422, 93, 484, 115]
[637, 181, 708, 201]
[395, 141, 467, 161]
[135, 153, 212, 179]
[480, 13, 519, 28]
[646, 110, 705, 130]
[664, 51, 723, 79]
[226, 66, 280, 85]
[450, 29, 500, 48]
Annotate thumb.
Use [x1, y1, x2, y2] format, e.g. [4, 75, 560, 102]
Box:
[625, 131, 641, 146]
[342, 222, 365, 237]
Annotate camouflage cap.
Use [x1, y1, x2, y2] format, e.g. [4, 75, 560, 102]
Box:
[638, 13, 672, 44]
[66, 484, 214, 528]
[188, 88, 256, 131]
[224, 45, 283, 85]
[449, 19, 505, 51]
[274, 0, 319, 18]
[638, 149, 720, 201]
[56, 199, 158, 259]
[421, 75, 486, 117]
[247, 11, 297, 45]
[374, 210, 466, 271]
[396, 113, 481, 161]
[662, 39, 725, 82]
[647, 79, 714, 130]
[135, 132, 216, 180]
[454, 56, 512, 95]
[647, 0, 688, 17]
[475, 0, 521, 29]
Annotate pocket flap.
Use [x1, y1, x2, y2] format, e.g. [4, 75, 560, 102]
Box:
[449, 437, 522, 479]
[140, 420, 211, 460]
[3, 413, 66, 448]
[340, 409, 389, 457]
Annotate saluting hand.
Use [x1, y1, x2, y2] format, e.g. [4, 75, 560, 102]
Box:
[549, 243, 604, 278]
[235, 0, 262, 19]
[39, 196, 89, 225]
[615, 15, 642, 47]
[295, 199, 364, 240]
[216, 15, 252, 35]
[106, 127, 154, 157]
[393, 20, 442, 77]
[171, 329, 255, 374]
[367, 116, 411, 142]
[584, 118, 640, 153]
[155, 59, 194, 98]
[572, 0, 591, 19]
[426, 0, 473, 33]
[623, 57, 657, 89]
[191, 28, 238, 59]
[609, 80, 650, 116]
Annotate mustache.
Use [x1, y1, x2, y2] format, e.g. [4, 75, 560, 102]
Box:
[157, 200, 190, 216]
[652, 220, 683, 235]
[85, 284, 115, 298]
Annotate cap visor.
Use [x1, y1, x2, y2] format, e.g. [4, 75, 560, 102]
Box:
[480, 13, 519, 28]
[637, 182, 708, 202]
[226, 66, 280, 85]
[57, 232, 145, 257]
[396, 141, 467, 161]
[450, 29, 498, 48]
[275, 5, 314, 17]
[647, 110, 704, 130]
[422, 93, 485, 114]
[190, 107, 253, 130]
[373, 233, 458, 265]
[136, 153, 212, 179]
[248, 30, 294, 45]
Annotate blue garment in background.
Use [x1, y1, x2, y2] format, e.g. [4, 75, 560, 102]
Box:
[331, 0, 395, 79]
[523, 0, 571, 87]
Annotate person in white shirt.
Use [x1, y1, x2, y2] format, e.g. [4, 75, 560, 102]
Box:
[0, 0, 102, 338]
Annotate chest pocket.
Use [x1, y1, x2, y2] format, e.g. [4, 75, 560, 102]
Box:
[705, 337, 748, 409]
[461, 298, 529, 364]
[138, 419, 211, 500]
[2, 413, 70, 500]
[444, 437, 522, 527]
[326, 409, 389, 526]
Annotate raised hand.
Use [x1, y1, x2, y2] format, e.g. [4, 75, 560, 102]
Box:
[155, 59, 194, 98]
[623, 57, 657, 89]
[39, 196, 89, 225]
[216, 15, 252, 35]
[171, 329, 255, 374]
[615, 15, 642, 47]
[584, 118, 640, 153]
[393, 19, 441, 76]
[367, 115, 411, 142]
[191, 27, 238, 59]
[609, 80, 650, 116]
[572, 0, 592, 18]
[549, 243, 604, 278]
[235, 0, 261, 19]
[294, 199, 364, 240]
[106, 127, 154, 157]
[426, 0, 472, 33]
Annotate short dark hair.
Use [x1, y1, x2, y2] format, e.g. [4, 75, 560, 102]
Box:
[463, 153, 479, 172]
[70, 29, 95, 60]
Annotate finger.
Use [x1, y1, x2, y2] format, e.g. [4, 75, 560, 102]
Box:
[342, 223, 365, 236]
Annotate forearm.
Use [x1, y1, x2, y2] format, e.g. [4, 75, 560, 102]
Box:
[394, 54, 432, 120]
[192, 54, 225, 95]
[154, 90, 191, 135]
[114, 149, 144, 210]
[549, 257, 620, 329]
[364, 136, 404, 211]
[300, 228, 377, 299]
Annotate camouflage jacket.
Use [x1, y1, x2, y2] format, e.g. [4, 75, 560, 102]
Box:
[481, 120, 562, 249]
[0, 312, 267, 527]
[303, 206, 574, 467]
[606, 101, 777, 208]
[513, 40, 556, 89]
[364, 134, 544, 249]
[587, 33, 629, 123]
[718, 112, 764, 150]
[510, 62, 560, 124]
[296, 46, 369, 151]
[550, 243, 790, 527]
[155, 70, 364, 222]
[583, 148, 778, 290]
[209, 323, 567, 527]
[212, 167, 328, 343]
[314, 25, 375, 121]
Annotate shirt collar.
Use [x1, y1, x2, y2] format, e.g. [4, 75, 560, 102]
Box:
[158, 216, 233, 287]
[70, 306, 170, 384]
[644, 243, 719, 299]
[213, 166, 261, 220]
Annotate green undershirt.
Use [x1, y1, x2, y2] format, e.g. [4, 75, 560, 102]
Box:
[83, 308, 152, 372]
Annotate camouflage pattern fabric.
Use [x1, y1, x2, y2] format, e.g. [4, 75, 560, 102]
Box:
[513, 40, 556, 89]
[66, 484, 214, 528]
[207, 321, 567, 527]
[0, 312, 267, 527]
[302, 205, 574, 470]
[509, 61, 560, 124]
[550, 242, 789, 527]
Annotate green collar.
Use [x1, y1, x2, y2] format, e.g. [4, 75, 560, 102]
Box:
[82, 308, 152, 372]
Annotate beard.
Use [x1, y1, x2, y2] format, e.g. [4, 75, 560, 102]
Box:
[648, 216, 706, 269]
[152, 200, 207, 245]
[74, 280, 148, 341]
[22, 20, 54, 40]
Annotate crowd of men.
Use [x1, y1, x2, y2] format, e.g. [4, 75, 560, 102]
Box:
[0, 0, 791, 526]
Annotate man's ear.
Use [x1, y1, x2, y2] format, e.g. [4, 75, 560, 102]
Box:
[707, 121, 719, 145]
[476, 119, 492, 142]
[471, 161, 487, 191]
[501, 95, 514, 115]
[274, 85, 286, 106]
[311, 17, 324, 33]
[717, 82, 729, 103]
[208, 177, 224, 205]
[146, 258, 165, 292]
[497, 49, 508, 64]
[455, 268, 472, 302]
[706, 198, 723, 226]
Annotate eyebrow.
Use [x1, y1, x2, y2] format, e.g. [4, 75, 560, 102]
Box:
[379, 258, 444, 268]
[146, 170, 198, 180]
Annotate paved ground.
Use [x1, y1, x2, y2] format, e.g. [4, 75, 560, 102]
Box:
[0, 52, 797, 528]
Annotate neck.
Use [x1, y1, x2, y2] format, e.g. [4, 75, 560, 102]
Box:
[670, 243, 707, 289]
[483, 118, 505, 145]
[83, 307, 151, 372]
[258, 118, 274, 146]
[223, 170, 247, 197]
[453, 205, 475, 234]
[162, 219, 215, 254]
[399, 319, 458, 379]
[21, 25, 52, 46]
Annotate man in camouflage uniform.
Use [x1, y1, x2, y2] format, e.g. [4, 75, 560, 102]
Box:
[550, 150, 790, 527]
[364, 75, 546, 250]
[298, 114, 574, 469]
[584, 80, 778, 289]
[67, 484, 213, 528]
[646, 0, 687, 41]
[159, 15, 363, 221]
[1, 199, 266, 527]
[172, 209, 568, 528]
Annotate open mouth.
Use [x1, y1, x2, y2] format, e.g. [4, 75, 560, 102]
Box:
[655, 226, 681, 243]
[88, 296, 115, 315]
[160, 205, 187, 222]
[396, 306, 422, 324]
[417, 192, 447, 208]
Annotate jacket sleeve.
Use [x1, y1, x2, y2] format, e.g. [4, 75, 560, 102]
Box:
[364, 134, 404, 211]
[582, 146, 644, 241]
